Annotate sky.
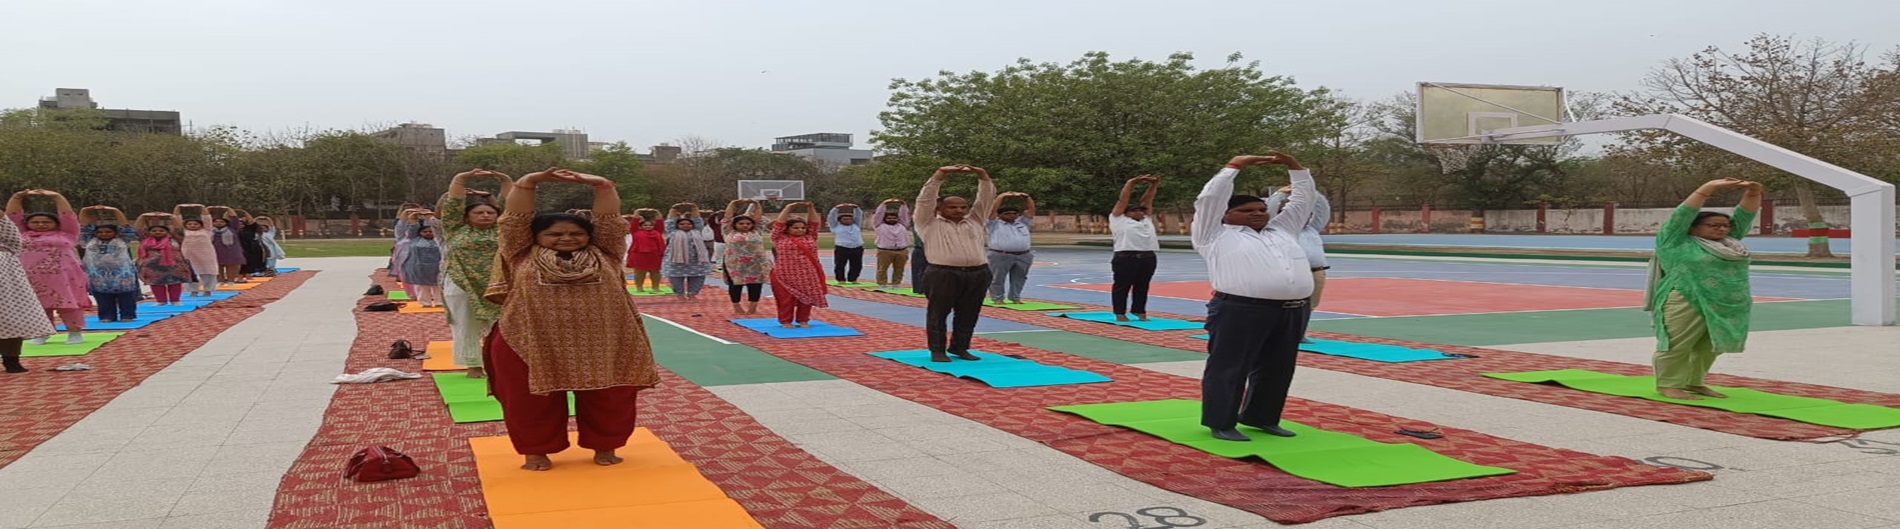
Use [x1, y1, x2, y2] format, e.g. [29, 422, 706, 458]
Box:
[4, 0, 1896, 153]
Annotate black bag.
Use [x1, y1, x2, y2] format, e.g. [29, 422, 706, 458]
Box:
[387, 339, 415, 359]
[365, 285, 386, 296]
[364, 301, 400, 312]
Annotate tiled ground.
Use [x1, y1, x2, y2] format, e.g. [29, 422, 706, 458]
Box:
[1, 252, 1895, 528]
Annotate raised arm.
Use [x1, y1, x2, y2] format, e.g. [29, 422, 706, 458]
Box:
[914, 167, 953, 226]
[558, 169, 621, 215]
[45, 191, 74, 214]
[1307, 190, 1331, 233]
[775, 202, 799, 224]
[1020, 194, 1035, 219]
[827, 205, 847, 229]
[504, 167, 559, 217]
[5, 191, 25, 215]
[1738, 181, 1763, 213]
[1112, 176, 1153, 217]
[1262, 152, 1315, 233]
[969, 166, 997, 224]
[1194, 154, 1287, 247]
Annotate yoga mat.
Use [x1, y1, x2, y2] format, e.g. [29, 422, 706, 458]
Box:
[422, 341, 462, 371]
[868, 349, 1111, 388]
[827, 280, 878, 288]
[59, 313, 175, 331]
[1049, 399, 1516, 487]
[140, 300, 212, 313]
[625, 286, 675, 296]
[1187, 336, 1464, 363]
[397, 304, 446, 314]
[1485, 369, 1900, 430]
[1050, 311, 1203, 331]
[21, 332, 125, 357]
[470, 429, 762, 529]
[247, 276, 274, 283]
[216, 283, 261, 291]
[730, 318, 863, 338]
[433, 373, 573, 423]
[983, 299, 1079, 311]
[275, 267, 301, 273]
[386, 291, 411, 301]
[872, 287, 925, 297]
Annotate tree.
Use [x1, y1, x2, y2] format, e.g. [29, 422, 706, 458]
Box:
[1616, 34, 1900, 256]
[566, 142, 651, 209]
[647, 148, 824, 210]
[873, 51, 1339, 214]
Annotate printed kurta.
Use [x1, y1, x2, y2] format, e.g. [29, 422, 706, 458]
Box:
[9, 212, 91, 309]
[768, 221, 828, 307]
[137, 236, 194, 286]
[1648, 204, 1758, 352]
[437, 195, 504, 322]
[484, 211, 659, 395]
[83, 237, 141, 294]
[720, 224, 772, 285]
[211, 225, 245, 266]
[0, 219, 57, 339]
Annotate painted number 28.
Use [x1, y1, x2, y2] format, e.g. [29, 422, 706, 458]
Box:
[1088, 507, 1207, 529]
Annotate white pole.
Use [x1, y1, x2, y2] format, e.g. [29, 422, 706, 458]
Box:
[1487, 114, 1897, 326]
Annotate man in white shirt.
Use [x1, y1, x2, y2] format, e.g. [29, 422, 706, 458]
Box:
[1192, 151, 1316, 441]
[985, 193, 1036, 304]
[1108, 175, 1161, 321]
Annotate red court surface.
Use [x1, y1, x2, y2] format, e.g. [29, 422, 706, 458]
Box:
[1057, 277, 1798, 317]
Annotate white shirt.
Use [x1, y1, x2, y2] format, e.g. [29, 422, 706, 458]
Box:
[1109, 214, 1160, 251]
[1191, 167, 1316, 300]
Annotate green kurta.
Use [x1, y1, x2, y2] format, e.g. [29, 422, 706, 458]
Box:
[437, 194, 504, 322]
[1648, 204, 1757, 353]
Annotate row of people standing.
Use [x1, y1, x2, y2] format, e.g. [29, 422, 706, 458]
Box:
[0, 189, 282, 373]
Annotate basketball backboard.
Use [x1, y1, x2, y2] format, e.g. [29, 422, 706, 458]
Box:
[737, 180, 805, 201]
[1416, 82, 1567, 145]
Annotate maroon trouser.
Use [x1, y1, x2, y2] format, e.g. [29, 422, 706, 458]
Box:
[483, 327, 641, 455]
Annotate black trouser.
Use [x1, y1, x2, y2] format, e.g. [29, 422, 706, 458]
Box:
[724, 269, 762, 302]
[921, 264, 991, 355]
[833, 246, 864, 282]
[1110, 251, 1157, 315]
[1200, 292, 1309, 430]
[910, 246, 930, 295]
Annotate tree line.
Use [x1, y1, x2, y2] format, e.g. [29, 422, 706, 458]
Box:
[3, 34, 1894, 256]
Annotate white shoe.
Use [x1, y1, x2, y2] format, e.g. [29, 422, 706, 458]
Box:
[64, 333, 84, 345]
[28, 336, 48, 346]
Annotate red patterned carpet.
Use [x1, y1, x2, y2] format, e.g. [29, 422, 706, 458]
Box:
[0, 272, 315, 469]
[635, 299, 1710, 524]
[830, 287, 1897, 441]
[266, 273, 948, 529]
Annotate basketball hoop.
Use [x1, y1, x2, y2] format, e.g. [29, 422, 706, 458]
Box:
[760, 190, 783, 207]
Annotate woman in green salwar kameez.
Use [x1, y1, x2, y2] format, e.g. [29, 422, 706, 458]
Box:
[1644, 177, 1763, 400]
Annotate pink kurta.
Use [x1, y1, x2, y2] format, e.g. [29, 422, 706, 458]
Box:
[178, 215, 217, 277]
[8, 212, 91, 310]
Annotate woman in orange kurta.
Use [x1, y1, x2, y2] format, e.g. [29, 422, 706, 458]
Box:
[483, 167, 659, 471]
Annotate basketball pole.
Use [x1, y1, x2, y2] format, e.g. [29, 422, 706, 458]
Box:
[1486, 114, 1898, 326]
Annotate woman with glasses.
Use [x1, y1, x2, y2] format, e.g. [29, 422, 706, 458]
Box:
[1643, 177, 1763, 401]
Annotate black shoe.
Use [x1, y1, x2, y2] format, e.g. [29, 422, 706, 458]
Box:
[1210, 428, 1250, 441]
[1243, 422, 1297, 437]
[950, 351, 979, 361]
[3, 357, 26, 374]
[929, 351, 950, 363]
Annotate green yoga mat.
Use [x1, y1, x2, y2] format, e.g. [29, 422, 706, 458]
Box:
[432, 373, 575, 423]
[1049, 399, 1515, 487]
[385, 291, 411, 301]
[1485, 369, 1900, 430]
[827, 280, 879, 288]
[626, 286, 675, 296]
[984, 300, 1080, 311]
[21, 332, 125, 357]
[873, 287, 926, 297]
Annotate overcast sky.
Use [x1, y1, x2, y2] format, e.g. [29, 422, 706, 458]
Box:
[4, 0, 1895, 153]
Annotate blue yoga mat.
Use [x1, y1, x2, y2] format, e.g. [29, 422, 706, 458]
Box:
[1187, 335, 1464, 363]
[275, 267, 301, 273]
[140, 300, 213, 314]
[869, 349, 1112, 388]
[60, 312, 177, 331]
[730, 318, 864, 338]
[1050, 311, 1202, 331]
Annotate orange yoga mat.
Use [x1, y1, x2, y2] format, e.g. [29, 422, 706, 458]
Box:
[216, 283, 261, 291]
[422, 341, 462, 371]
[397, 304, 446, 314]
[470, 429, 761, 529]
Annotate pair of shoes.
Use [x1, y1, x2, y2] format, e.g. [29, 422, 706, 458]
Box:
[28, 336, 48, 346]
[64, 333, 84, 345]
[53, 363, 92, 371]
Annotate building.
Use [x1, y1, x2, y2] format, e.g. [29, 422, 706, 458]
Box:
[372, 122, 448, 153]
[477, 129, 593, 160]
[36, 88, 183, 134]
[771, 132, 872, 168]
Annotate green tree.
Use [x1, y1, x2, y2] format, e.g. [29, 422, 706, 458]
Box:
[566, 142, 651, 210]
[648, 148, 824, 210]
[873, 51, 1339, 214]
[1616, 34, 1900, 256]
